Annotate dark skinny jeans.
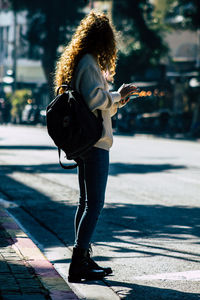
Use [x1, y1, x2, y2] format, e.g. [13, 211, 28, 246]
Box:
[74, 147, 109, 249]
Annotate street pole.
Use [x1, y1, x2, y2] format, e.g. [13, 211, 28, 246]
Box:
[196, 29, 200, 70]
[12, 10, 17, 92]
[90, 0, 93, 9]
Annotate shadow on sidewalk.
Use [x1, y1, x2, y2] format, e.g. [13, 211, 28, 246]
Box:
[0, 223, 16, 247]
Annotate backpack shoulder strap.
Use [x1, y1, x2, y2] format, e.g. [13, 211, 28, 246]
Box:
[56, 83, 70, 95]
[58, 148, 78, 169]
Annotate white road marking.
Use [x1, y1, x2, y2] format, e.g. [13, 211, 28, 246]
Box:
[133, 270, 200, 281]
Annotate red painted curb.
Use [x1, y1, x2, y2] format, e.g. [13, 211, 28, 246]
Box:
[0, 207, 79, 300]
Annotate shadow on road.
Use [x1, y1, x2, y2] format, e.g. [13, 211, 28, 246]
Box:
[0, 167, 199, 254]
[104, 280, 200, 300]
[0, 144, 186, 175]
[0, 162, 186, 175]
[98, 202, 200, 263]
[109, 162, 186, 175]
[0, 145, 56, 150]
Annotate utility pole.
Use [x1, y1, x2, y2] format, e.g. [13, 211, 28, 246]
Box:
[196, 28, 200, 70]
[90, 0, 94, 9]
[12, 9, 17, 92]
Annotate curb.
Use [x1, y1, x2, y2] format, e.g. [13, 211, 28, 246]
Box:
[0, 206, 79, 300]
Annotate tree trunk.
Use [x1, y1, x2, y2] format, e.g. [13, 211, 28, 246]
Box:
[42, 7, 60, 102]
[42, 56, 55, 102]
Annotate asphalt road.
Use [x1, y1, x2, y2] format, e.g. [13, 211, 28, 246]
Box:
[0, 125, 200, 300]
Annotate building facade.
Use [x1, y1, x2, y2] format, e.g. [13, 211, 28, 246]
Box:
[0, 6, 47, 106]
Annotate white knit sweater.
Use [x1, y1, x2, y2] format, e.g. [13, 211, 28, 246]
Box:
[72, 53, 123, 151]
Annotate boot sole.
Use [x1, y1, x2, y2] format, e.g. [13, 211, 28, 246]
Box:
[87, 257, 113, 275]
[104, 268, 112, 275]
[68, 272, 106, 283]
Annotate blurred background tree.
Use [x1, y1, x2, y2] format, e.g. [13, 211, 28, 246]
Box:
[8, 0, 170, 91]
[111, 0, 200, 136]
[8, 89, 32, 123]
[112, 0, 169, 86]
[165, 0, 200, 135]
[165, 0, 200, 30]
[2, 0, 199, 135]
[112, 0, 199, 84]
[9, 0, 85, 96]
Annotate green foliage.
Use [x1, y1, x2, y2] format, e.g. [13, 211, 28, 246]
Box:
[9, 89, 32, 120]
[165, 0, 200, 30]
[112, 0, 169, 85]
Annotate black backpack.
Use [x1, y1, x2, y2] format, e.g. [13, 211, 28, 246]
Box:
[46, 84, 103, 169]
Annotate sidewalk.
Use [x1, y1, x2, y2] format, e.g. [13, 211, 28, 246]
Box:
[0, 206, 79, 300]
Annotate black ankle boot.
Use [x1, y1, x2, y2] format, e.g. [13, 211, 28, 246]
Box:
[68, 247, 107, 282]
[87, 246, 112, 275]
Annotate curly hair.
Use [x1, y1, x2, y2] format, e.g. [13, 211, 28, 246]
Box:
[54, 11, 118, 94]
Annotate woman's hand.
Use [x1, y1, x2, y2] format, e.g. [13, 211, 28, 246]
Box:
[118, 83, 138, 100]
[120, 97, 131, 106]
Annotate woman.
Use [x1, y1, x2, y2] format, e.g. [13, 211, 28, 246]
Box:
[54, 11, 138, 282]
